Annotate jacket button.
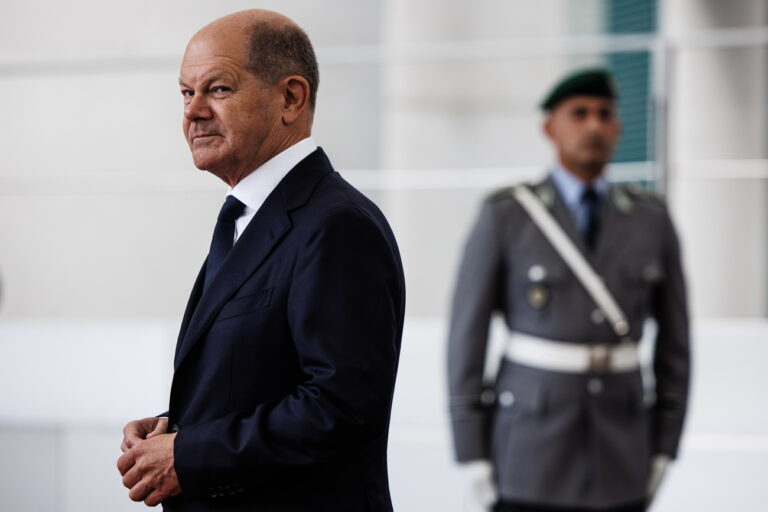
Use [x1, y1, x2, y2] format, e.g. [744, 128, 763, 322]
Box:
[170, 424, 180, 433]
[587, 378, 603, 395]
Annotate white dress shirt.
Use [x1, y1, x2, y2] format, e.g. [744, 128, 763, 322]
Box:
[227, 137, 318, 242]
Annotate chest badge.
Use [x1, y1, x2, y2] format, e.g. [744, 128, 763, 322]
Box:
[526, 284, 549, 309]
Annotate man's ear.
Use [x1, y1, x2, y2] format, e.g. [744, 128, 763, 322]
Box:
[543, 114, 555, 142]
[280, 75, 310, 125]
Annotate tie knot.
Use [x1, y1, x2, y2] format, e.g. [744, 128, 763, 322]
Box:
[581, 187, 598, 205]
[218, 195, 247, 223]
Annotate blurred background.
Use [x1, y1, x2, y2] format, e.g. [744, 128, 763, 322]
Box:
[1, 0, 767, 510]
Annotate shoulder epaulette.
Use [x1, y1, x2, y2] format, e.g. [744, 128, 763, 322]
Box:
[623, 183, 667, 205]
[487, 185, 516, 202]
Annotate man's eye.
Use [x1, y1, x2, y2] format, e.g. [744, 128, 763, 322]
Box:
[571, 108, 587, 119]
[181, 90, 194, 97]
[211, 86, 231, 93]
[599, 109, 614, 121]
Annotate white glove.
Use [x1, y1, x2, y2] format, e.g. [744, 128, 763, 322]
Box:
[646, 454, 671, 508]
[459, 459, 497, 512]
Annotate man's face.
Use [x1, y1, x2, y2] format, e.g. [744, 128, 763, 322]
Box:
[179, 33, 282, 183]
[544, 96, 621, 178]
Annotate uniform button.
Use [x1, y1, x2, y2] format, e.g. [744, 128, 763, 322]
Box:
[499, 391, 516, 407]
[528, 265, 547, 282]
[587, 378, 603, 395]
[643, 265, 659, 281]
[480, 389, 496, 405]
[613, 320, 629, 336]
[591, 309, 605, 324]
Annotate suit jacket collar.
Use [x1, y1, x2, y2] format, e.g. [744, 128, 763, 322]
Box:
[229, 137, 318, 223]
[174, 147, 334, 369]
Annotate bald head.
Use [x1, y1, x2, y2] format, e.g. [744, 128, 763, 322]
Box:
[190, 9, 319, 109]
[196, 8, 290, 36]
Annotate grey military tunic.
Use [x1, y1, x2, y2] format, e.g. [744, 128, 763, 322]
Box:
[447, 177, 690, 509]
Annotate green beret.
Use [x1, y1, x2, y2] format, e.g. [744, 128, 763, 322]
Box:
[540, 68, 617, 111]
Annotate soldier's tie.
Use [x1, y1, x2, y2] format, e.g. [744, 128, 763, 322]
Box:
[204, 195, 247, 291]
[581, 187, 600, 251]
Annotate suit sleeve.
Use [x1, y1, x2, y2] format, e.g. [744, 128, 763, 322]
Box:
[172, 206, 403, 495]
[651, 208, 691, 458]
[447, 199, 504, 462]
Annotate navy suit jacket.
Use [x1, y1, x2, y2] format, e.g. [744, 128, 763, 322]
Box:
[163, 148, 405, 512]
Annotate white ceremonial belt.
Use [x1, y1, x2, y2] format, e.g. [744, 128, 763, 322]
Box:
[505, 332, 639, 374]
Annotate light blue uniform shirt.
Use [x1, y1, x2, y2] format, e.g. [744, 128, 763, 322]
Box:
[549, 165, 609, 234]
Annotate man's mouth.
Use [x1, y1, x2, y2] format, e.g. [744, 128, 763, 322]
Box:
[192, 134, 221, 142]
[583, 140, 606, 151]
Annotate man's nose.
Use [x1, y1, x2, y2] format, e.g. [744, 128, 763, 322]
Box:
[184, 94, 213, 121]
[585, 113, 605, 132]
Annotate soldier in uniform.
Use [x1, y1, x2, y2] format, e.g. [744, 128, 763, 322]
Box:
[447, 69, 690, 512]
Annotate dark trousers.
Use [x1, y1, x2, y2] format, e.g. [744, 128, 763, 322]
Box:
[495, 500, 645, 512]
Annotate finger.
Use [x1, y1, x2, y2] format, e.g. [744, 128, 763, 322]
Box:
[144, 476, 181, 508]
[124, 418, 155, 440]
[121, 434, 140, 452]
[123, 421, 142, 439]
[122, 423, 137, 450]
[123, 435, 140, 451]
[124, 431, 144, 449]
[122, 464, 142, 490]
[116, 451, 136, 476]
[128, 479, 153, 503]
[147, 418, 168, 439]
[143, 488, 166, 507]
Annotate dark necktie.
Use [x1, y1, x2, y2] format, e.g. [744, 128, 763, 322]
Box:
[581, 187, 600, 251]
[204, 195, 246, 291]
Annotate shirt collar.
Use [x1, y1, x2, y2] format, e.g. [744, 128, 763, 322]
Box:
[550, 163, 609, 210]
[228, 137, 318, 212]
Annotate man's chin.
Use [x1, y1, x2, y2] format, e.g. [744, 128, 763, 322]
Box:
[191, 153, 221, 172]
[193, 161, 213, 172]
[579, 154, 609, 171]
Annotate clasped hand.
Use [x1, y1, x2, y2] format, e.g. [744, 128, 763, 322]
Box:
[117, 417, 181, 507]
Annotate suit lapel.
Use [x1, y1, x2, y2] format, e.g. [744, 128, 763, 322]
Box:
[175, 197, 291, 368]
[174, 261, 207, 364]
[174, 148, 334, 370]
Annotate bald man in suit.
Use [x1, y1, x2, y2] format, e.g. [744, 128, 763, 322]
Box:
[118, 10, 405, 512]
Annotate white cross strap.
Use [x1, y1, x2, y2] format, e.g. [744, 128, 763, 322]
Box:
[513, 185, 630, 337]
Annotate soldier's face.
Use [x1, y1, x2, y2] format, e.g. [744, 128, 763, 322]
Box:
[544, 96, 621, 178]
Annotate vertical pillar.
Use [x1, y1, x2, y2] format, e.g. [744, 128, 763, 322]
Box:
[664, 0, 768, 317]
